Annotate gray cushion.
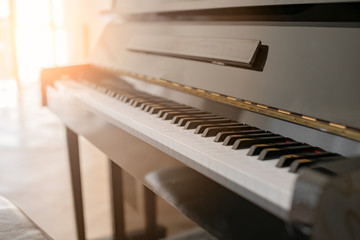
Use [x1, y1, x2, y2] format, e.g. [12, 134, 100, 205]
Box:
[0, 196, 52, 240]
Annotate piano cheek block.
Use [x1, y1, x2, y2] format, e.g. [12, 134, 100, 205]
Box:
[290, 157, 360, 239]
[144, 166, 290, 240]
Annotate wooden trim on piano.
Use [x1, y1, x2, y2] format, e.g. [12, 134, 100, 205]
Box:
[40, 64, 91, 106]
[40, 64, 117, 106]
[95, 65, 360, 142]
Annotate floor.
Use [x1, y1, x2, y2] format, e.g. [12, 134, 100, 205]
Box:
[0, 80, 195, 240]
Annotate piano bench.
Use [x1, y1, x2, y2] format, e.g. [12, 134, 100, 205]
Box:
[0, 196, 52, 240]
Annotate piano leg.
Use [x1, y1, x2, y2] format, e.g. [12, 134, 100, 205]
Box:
[144, 186, 162, 240]
[109, 160, 127, 240]
[110, 159, 166, 240]
[65, 127, 86, 240]
[65, 125, 166, 240]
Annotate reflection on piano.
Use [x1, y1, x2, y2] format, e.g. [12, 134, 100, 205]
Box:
[41, 1, 360, 240]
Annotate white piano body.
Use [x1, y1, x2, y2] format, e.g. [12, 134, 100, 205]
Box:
[41, 1, 360, 239]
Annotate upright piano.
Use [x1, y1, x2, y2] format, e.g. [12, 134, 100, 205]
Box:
[41, 1, 360, 239]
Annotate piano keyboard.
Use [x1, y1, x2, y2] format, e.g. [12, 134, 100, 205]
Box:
[53, 79, 345, 220]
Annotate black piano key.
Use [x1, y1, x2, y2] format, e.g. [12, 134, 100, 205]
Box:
[131, 97, 161, 107]
[149, 106, 167, 114]
[195, 123, 244, 134]
[113, 91, 124, 97]
[184, 119, 232, 130]
[289, 156, 345, 173]
[111, 92, 119, 98]
[112, 92, 121, 98]
[141, 103, 159, 111]
[148, 105, 188, 114]
[112, 92, 120, 98]
[117, 94, 125, 101]
[115, 93, 125, 99]
[102, 88, 110, 93]
[247, 141, 303, 156]
[106, 90, 116, 97]
[120, 94, 137, 103]
[120, 96, 132, 103]
[157, 108, 197, 118]
[289, 159, 314, 173]
[258, 145, 320, 161]
[276, 152, 340, 168]
[139, 98, 170, 108]
[232, 136, 290, 150]
[223, 133, 277, 146]
[176, 115, 222, 126]
[108, 90, 115, 96]
[116, 94, 126, 101]
[202, 125, 257, 138]
[161, 111, 207, 120]
[130, 99, 149, 107]
[143, 103, 182, 112]
[142, 102, 179, 111]
[172, 114, 217, 124]
[111, 91, 121, 98]
[130, 99, 145, 107]
[114, 92, 123, 98]
[214, 130, 267, 142]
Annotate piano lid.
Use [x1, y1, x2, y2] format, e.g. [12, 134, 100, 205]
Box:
[112, 0, 360, 14]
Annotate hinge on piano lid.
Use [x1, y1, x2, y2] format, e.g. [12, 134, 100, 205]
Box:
[290, 157, 360, 240]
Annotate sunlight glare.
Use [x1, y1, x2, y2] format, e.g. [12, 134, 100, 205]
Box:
[15, 0, 68, 84]
[15, 0, 51, 28]
[0, 0, 10, 18]
[52, 0, 64, 26]
[16, 28, 53, 83]
[55, 29, 68, 65]
[0, 80, 17, 108]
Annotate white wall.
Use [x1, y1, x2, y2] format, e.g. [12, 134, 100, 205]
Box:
[62, 0, 112, 64]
